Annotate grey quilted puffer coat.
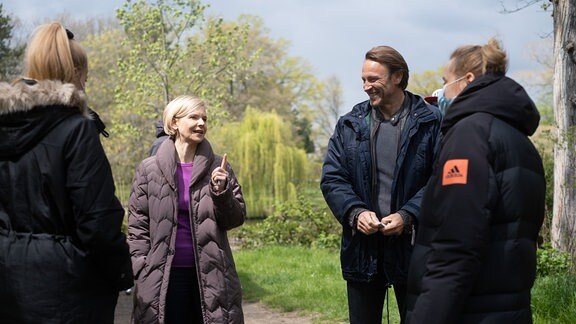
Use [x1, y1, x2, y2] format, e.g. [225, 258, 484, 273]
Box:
[128, 138, 245, 324]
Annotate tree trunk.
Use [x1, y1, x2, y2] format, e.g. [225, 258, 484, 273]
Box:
[552, 0, 576, 256]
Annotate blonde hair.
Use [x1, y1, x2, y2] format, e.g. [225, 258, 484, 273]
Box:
[449, 38, 508, 77]
[24, 22, 87, 83]
[163, 95, 206, 136]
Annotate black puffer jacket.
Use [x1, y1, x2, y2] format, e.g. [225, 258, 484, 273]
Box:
[406, 74, 545, 324]
[0, 79, 133, 324]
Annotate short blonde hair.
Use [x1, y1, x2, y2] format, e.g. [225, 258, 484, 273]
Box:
[163, 95, 206, 136]
[449, 37, 508, 77]
[25, 22, 87, 83]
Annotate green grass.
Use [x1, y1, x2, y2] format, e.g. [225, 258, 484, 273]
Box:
[235, 245, 576, 324]
[532, 274, 576, 324]
[234, 245, 400, 323]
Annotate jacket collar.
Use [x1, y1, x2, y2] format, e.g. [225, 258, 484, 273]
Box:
[347, 91, 440, 126]
[155, 138, 215, 190]
[0, 79, 89, 117]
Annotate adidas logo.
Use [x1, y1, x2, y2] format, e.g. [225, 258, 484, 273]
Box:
[442, 159, 468, 186]
[445, 165, 464, 178]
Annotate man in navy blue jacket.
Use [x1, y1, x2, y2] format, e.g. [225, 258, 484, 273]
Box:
[321, 46, 442, 324]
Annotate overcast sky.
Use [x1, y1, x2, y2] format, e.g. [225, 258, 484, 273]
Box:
[4, 0, 552, 112]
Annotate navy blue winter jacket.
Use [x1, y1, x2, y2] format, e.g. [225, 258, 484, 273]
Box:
[321, 91, 442, 283]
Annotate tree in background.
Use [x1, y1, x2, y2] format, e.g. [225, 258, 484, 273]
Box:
[314, 75, 344, 160]
[550, 0, 576, 257]
[109, 0, 255, 183]
[6, 1, 343, 217]
[218, 15, 324, 154]
[500, 0, 575, 260]
[212, 108, 309, 218]
[407, 67, 443, 98]
[0, 4, 24, 81]
[515, 38, 554, 125]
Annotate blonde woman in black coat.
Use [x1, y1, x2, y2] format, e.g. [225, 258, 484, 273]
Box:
[0, 22, 132, 324]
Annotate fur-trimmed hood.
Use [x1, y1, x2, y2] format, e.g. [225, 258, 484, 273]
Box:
[0, 79, 91, 158]
[0, 79, 89, 116]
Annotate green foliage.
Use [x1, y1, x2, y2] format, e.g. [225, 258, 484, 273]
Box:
[213, 108, 311, 217]
[107, 0, 256, 184]
[537, 243, 573, 277]
[236, 192, 339, 249]
[293, 109, 315, 153]
[407, 67, 443, 97]
[537, 102, 554, 126]
[74, 5, 335, 191]
[0, 4, 24, 81]
[532, 274, 576, 323]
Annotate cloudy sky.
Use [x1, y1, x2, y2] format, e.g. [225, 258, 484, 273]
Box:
[4, 0, 552, 111]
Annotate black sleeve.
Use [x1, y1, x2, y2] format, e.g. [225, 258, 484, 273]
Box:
[65, 118, 133, 291]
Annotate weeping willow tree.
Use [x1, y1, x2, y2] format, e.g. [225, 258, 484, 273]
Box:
[212, 108, 309, 218]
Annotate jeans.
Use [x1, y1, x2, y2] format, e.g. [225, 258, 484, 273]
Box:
[165, 267, 204, 324]
[347, 278, 407, 324]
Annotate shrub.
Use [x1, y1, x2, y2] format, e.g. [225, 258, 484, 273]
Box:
[236, 194, 340, 249]
[537, 243, 572, 277]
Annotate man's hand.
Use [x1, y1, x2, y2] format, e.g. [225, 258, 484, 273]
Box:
[357, 211, 383, 235]
[379, 212, 404, 236]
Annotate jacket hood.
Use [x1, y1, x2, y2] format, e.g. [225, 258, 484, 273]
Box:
[442, 73, 540, 136]
[0, 79, 90, 158]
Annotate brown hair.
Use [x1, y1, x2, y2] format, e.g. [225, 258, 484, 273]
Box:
[24, 22, 87, 83]
[449, 38, 508, 77]
[365, 46, 409, 90]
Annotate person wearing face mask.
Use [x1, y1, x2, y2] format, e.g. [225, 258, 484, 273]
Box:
[128, 95, 246, 324]
[0, 22, 133, 323]
[321, 46, 442, 324]
[405, 38, 545, 324]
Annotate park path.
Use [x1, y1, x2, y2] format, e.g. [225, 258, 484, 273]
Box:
[114, 291, 315, 324]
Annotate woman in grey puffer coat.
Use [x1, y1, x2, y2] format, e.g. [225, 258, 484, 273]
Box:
[128, 95, 245, 324]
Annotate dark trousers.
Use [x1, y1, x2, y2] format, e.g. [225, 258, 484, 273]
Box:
[165, 267, 204, 324]
[347, 279, 407, 324]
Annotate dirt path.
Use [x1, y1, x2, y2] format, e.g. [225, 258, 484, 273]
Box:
[114, 291, 315, 324]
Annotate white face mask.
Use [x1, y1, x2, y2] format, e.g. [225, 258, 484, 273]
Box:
[438, 75, 466, 115]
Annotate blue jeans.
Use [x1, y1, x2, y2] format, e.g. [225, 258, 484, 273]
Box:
[347, 278, 407, 324]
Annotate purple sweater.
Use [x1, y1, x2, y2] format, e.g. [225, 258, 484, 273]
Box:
[172, 162, 195, 267]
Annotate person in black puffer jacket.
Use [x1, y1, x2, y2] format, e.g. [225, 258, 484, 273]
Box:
[0, 22, 133, 324]
[405, 38, 545, 324]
